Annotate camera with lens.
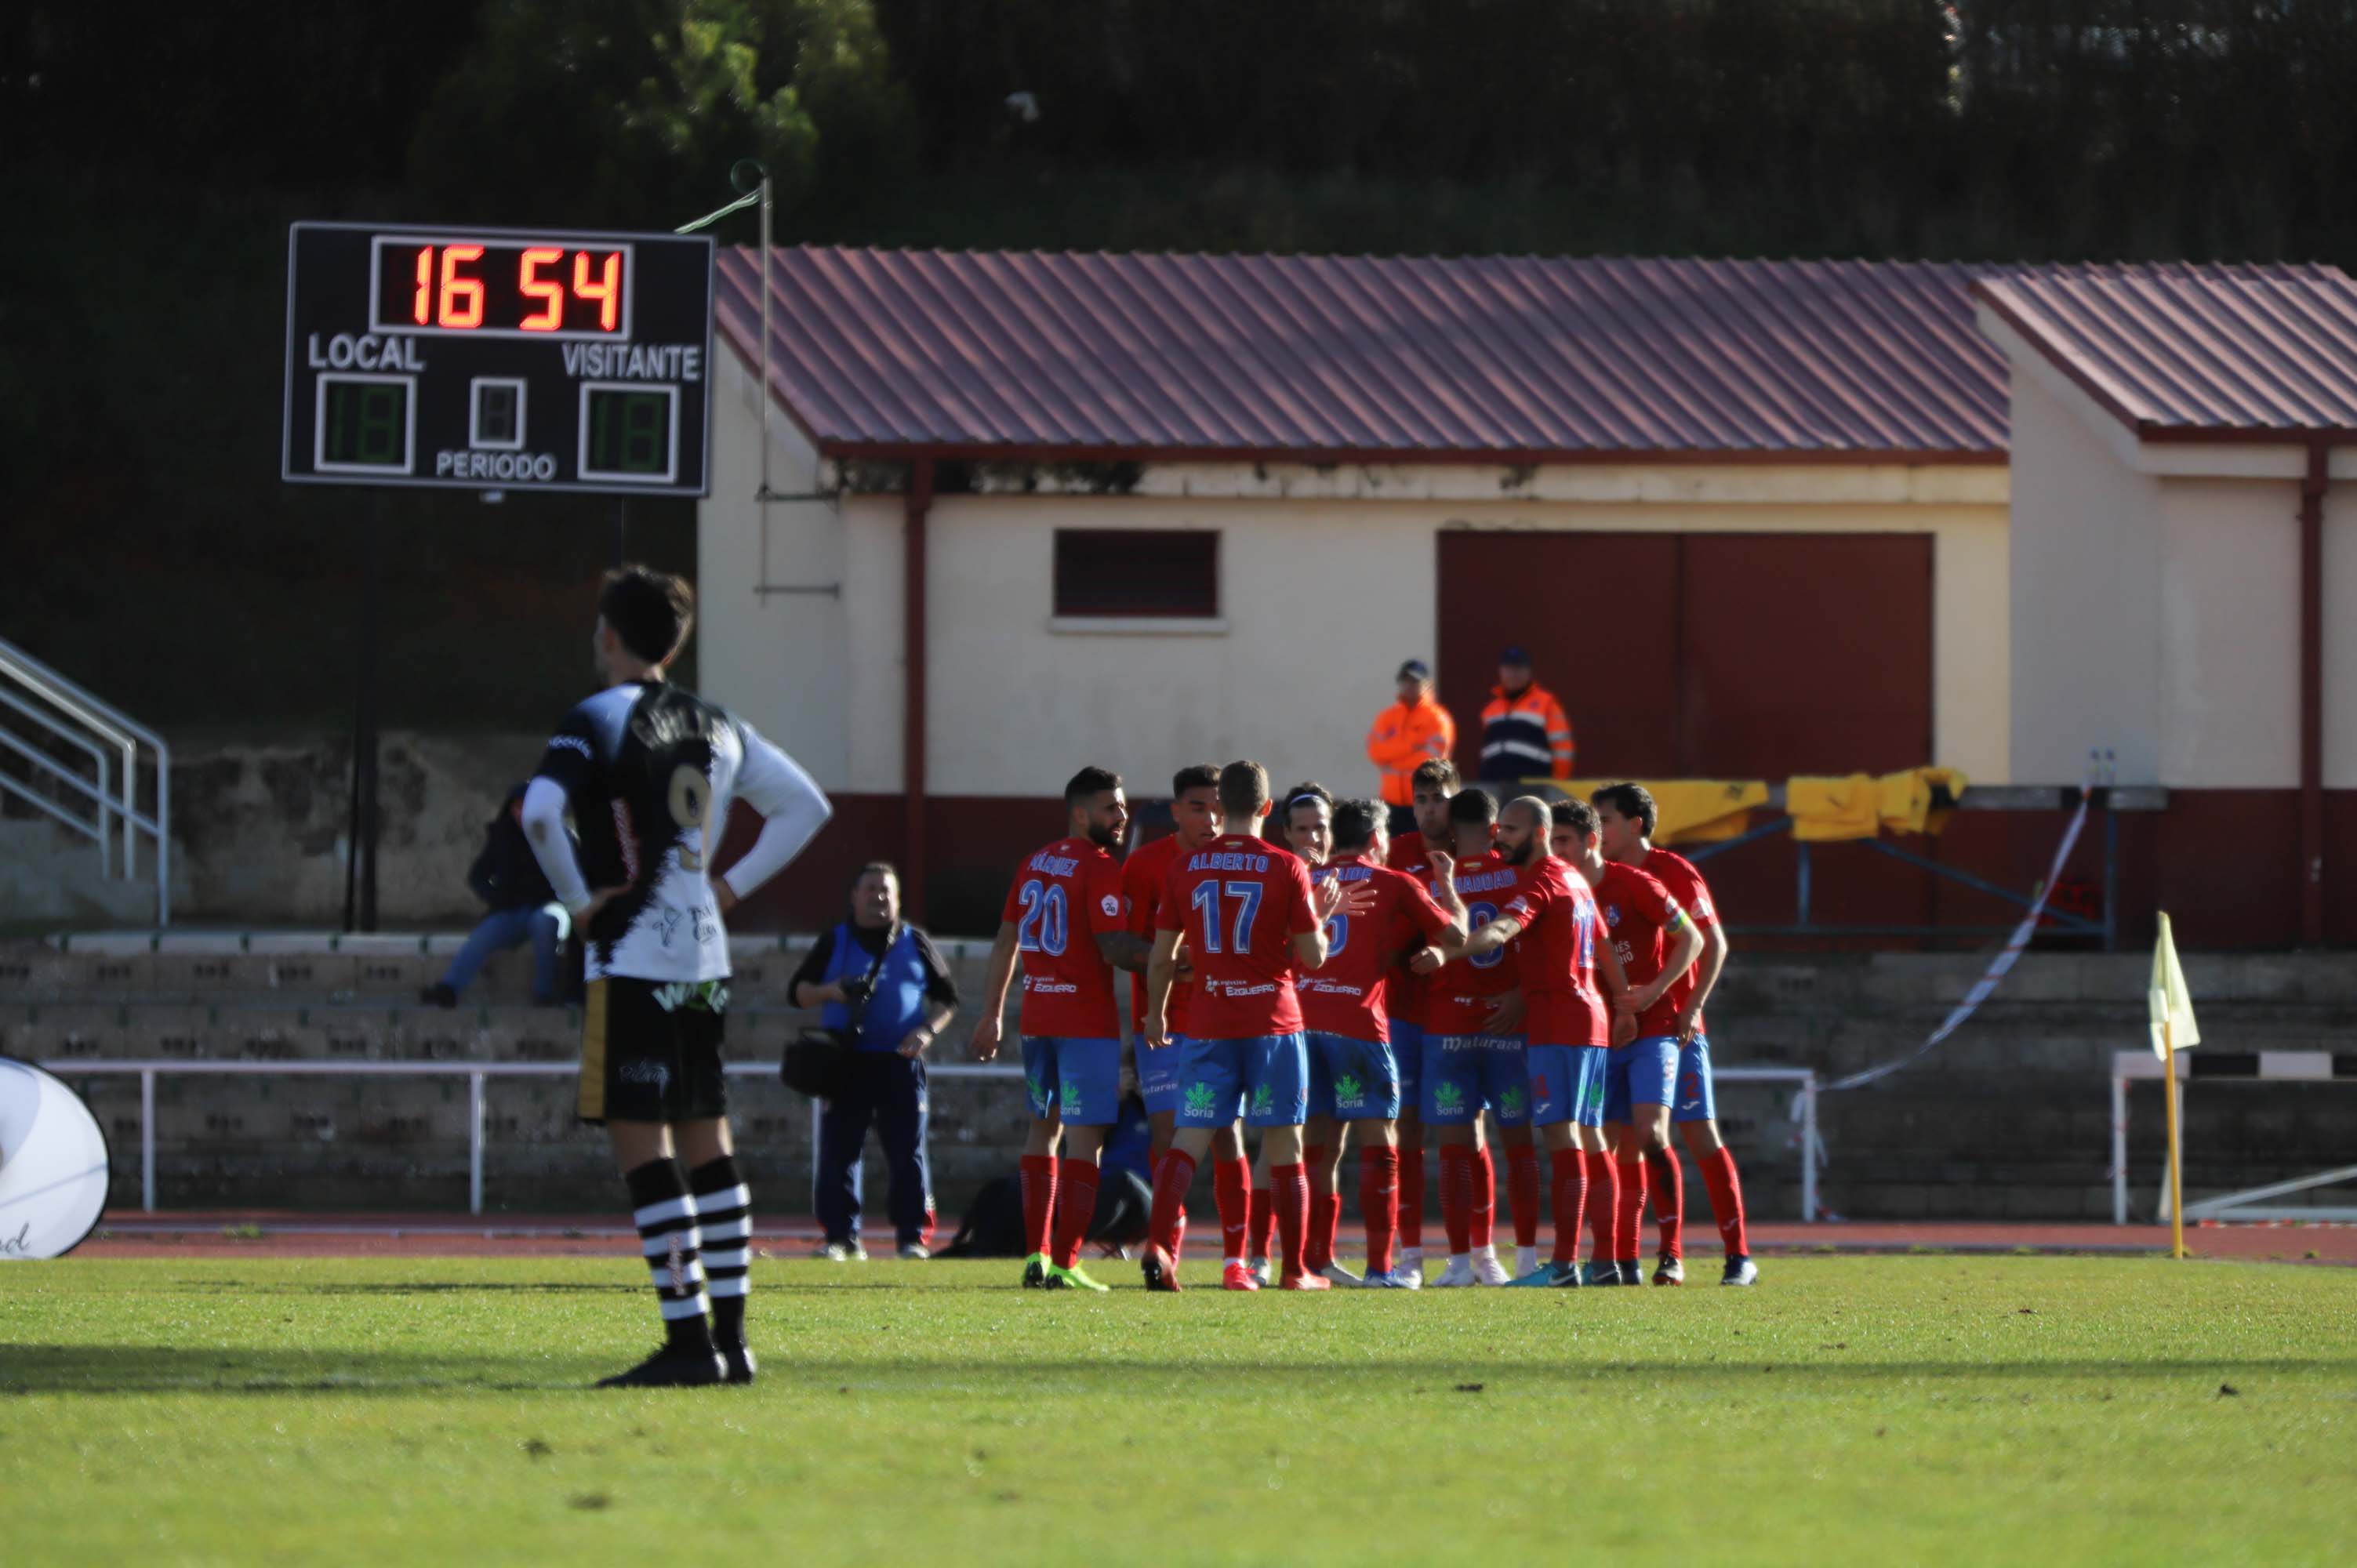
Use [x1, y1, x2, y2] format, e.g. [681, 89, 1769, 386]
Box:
[837, 973, 876, 1007]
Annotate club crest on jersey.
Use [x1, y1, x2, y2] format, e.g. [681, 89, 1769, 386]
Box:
[1603, 904, 1622, 927]
[1183, 1081, 1220, 1116]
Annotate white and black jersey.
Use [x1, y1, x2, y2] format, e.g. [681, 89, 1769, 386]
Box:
[529, 681, 830, 985]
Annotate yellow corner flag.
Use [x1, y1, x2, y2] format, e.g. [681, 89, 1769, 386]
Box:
[2150, 913, 2199, 1258]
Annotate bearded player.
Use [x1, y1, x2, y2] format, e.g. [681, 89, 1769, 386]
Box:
[1593, 782, 1757, 1287]
[1300, 797, 1465, 1285]
[970, 768, 1156, 1292]
[1245, 781, 1339, 1283]
[1383, 757, 1459, 1283]
[1544, 798, 1699, 1286]
[1138, 760, 1366, 1291]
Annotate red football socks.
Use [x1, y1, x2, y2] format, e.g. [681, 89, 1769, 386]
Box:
[1583, 1150, 1618, 1265]
[1647, 1147, 1684, 1260]
[1359, 1145, 1400, 1274]
[1506, 1143, 1541, 1250]
[1302, 1145, 1337, 1272]
[1214, 1156, 1251, 1262]
[1248, 1185, 1274, 1261]
[1271, 1162, 1310, 1280]
[1051, 1157, 1099, 1269]
[1700, 1146, 1751, 1257]
[1019, 1154, 1057, 1258]
[1148, 1149, 1197, 1257]
[1549, 1147, 1587, 1266]
[1397, 1135, 1425, 1250]
[1469, 1144, 1496, 1250]
[1437, 1142, 1474, 1254]
[1614, 1157, 1648, 1265]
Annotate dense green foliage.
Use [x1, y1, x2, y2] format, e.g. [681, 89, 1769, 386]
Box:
[5, 2, 2357, 729]
[4, 1255, 2352, 1564]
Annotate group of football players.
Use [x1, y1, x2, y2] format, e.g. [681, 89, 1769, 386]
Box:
[970, 756, 1760, 1294]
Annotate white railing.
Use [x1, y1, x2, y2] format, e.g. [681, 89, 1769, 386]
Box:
[38, 1058, 1818, 1223]
[0, 635, 170, 925]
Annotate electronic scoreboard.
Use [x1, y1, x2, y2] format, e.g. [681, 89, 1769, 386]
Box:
[281, 222, 714, 496]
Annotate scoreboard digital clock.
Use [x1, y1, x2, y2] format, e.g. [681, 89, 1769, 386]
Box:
[282, 221, 714, 495]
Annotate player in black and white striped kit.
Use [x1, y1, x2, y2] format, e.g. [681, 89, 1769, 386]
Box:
[522, 565, 832, 1388]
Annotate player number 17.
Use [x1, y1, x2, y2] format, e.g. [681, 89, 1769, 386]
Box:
[1190, 879, 1263, 954]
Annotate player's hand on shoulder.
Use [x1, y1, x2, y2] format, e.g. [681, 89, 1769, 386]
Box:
[968, 1014, 1002, 1061]
[1425, 849, 1455, 884]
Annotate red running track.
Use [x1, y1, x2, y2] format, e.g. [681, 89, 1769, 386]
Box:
[68, 1213, 2357, 1264]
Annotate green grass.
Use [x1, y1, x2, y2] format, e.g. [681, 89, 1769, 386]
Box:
[4, 1256, 2352, 1566]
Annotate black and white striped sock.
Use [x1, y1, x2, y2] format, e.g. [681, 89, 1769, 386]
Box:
[688, 1156, 753, 1348]
[624, 1158, 713, 1351]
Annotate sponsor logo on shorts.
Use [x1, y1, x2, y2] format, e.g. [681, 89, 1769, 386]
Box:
[1433, 1080, 1466, 1113]
[620, 1060, 671, 1091]
[1061, 1077, 1084, 1116]
[1251, 1082, 1274, 1116]
[1334, 1072, 1364, 1107]
[1026, 1072, 1049, 1109]
[1499, 1085, 1527, 1116]
[1183, 1081, 1220, 1116]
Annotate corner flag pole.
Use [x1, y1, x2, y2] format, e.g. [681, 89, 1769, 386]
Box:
[2162, 1016, 2186, 1259]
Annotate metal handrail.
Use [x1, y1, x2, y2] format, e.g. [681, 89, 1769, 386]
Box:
[0, 685, 112, 875]
[0, 634, 170, 924]
[36, 1058, 1819, 1225]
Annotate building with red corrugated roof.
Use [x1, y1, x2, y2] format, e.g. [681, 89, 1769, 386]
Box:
[691, 248, 2357, 947]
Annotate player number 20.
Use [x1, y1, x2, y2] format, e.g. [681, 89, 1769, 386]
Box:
[667, 764, 710, 872]
[1015, 880, 1068, 955]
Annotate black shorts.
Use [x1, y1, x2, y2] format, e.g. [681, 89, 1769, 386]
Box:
[578, 977, 730, 1126]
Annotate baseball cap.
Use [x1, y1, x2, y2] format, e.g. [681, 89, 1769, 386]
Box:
[1499, 644, 1531, 665]
[1396, 659, 1430, 681]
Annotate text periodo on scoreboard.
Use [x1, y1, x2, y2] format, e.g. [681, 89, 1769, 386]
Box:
[282, 221, 714, 497]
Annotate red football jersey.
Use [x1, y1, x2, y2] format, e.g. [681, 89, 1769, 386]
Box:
[1594, 861, 1688, 1037]
[1424, 848, 1524, 1037]
[1299, 853, 1455, 1044]
[1157, 833, 1317, 1040]
[1000, 836, 1127, 1038]
[1384, 830, 1441, 1027]
[1636, 847, 1719, 1033]
[1499, 855, 1611, 1047]
[1124, 833, 1197, 1036]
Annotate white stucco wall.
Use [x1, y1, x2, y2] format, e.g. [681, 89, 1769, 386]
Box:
[1988, 310, 2357, 791]
[698, 347, 2014, 799]
[2326, 489, 2357, 789]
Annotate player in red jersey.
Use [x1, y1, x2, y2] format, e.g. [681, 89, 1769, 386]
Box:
[1412, 788, 1534, 1287]
[1301, 797, 1465, 1286]
[1546, 798, 1701, 1286]
[1240, 780, 1340, 1284]
[1121, 763, 1244, 1269]
[1138, 760, 1367, 1291]
[1593, 782, 1757, 1287]
[1382, 757, 1461, 1283]
[970, 768, 1153, 1292]
[1452, 797, 1637, 1288]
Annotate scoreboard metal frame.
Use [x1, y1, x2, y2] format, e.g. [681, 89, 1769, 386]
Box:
[281, 221, 715, 497]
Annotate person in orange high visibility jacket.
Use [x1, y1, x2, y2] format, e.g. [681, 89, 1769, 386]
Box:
[1367, 659, 1456, 833]
[1478, 644, 1574, 782]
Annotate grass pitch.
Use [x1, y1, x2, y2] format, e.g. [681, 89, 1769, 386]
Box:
[4, 1254, 2352, 1566]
